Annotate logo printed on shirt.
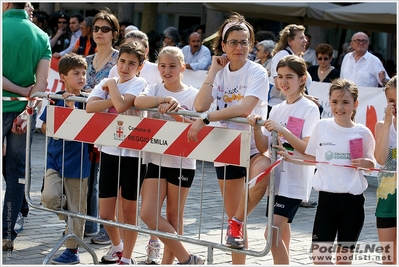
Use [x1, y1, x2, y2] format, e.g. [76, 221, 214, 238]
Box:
[319, 142, 336, 146]
[324, 150, 351, 161]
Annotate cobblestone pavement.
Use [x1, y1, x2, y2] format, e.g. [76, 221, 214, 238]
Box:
[2, 132, 384, 265]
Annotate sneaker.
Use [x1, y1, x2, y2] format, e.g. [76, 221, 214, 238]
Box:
[2, 239, 14, 251]
[91, 230, 111, 245]
[225, 219, 244, 249]
[178, 254, 204, 265]
[14, 212, 25, 233]
[117, 257, 137, 265]
[51, 248, 80, 265]
[101, 246, 121, 263]
[145, 241, 161, 264]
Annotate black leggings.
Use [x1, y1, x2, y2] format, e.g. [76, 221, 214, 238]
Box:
[312, 191, 365, 249]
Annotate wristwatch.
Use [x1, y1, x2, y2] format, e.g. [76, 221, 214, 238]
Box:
[199, 113, 210, 125]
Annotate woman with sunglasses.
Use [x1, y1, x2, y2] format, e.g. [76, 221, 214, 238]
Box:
[188, 12, 269, 264]
[82, 9, 119, 261]
[307, 43, 340, 83]
[84, 9, 119, 93]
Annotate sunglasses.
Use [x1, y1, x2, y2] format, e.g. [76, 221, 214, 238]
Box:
[58, 21, 68, 24]
[92, 26, 112, 33]
[317, 57, 330, 61]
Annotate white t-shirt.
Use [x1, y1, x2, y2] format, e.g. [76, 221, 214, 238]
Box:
[108, 60, 162, 85]
[269, 48, 312, 107]
[340, 51, 389, 87]
[305, 118, 376, 195]
[87, 76, 148, 157]
[212, 60, 269, 156]
[141, 83, 199, 169]
[264, 97, 320, 201]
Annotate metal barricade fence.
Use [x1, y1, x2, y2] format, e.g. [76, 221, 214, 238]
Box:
[24, 92, 279, 264]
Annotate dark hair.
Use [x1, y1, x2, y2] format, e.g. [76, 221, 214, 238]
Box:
[213, 12, 254, 56]
[33, 11, 49, 28]
[273, 24, 305, 56]
[71, 13, 84, 23]
[12, 3, 26, 9]
[58, 54, 87, 76]
[119, 20, 133, 28]
[315, 43, 334, 58]
[329, 79, 358, 121]
[277, 55, 307, 94]
[119, 42, 146, 67]
[93, 9, 120, 42]
[255, 30, 276, 42]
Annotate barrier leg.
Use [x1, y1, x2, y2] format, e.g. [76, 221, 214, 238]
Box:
[42, 215, 99, 265]
[207, 246, 214, 265]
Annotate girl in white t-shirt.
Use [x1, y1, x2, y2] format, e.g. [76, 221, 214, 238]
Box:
[107, 29, 163, 264]
[86, 42, 148, 265]
[134, 46, 203, 265]
[245, 55, 320, 264]
[281, 78, 376, 264]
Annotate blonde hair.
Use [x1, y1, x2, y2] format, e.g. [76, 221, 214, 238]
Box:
[272, 24, 305, 56]
[384, 75, 397, 93]
[156, 46, 185, 80]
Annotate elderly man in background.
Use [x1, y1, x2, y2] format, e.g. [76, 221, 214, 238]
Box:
[182, 31, 211, 71]
[340, 32, 389, 87]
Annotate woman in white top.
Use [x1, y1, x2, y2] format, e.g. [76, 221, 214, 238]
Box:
[269, 24, 307, 112]
[187, 12, 269, 264]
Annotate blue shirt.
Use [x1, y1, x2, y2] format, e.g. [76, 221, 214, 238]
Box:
[40, 94, 91, 178]
[181, 45, 211, 71]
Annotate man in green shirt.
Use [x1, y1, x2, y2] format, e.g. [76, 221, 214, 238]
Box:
[2, 2, 51, 252]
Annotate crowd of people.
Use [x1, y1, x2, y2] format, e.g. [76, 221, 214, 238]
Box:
[2, 2, 397, 266]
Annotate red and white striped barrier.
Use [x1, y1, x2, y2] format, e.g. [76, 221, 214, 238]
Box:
[45, 106, 251, 167]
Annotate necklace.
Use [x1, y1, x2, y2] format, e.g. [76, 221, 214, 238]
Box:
[94, 50, 113, 71]
[289, 95, 302, 104]
[319, 66, 331, 74]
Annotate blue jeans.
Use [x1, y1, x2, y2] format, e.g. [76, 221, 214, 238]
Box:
[2, 112, 36, 241]
[84, 162, 99, 234]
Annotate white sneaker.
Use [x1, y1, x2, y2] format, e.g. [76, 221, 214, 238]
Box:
[14, 212, 25, 233]
[145, 241, 161, 264]
[101, 245, 121, 263]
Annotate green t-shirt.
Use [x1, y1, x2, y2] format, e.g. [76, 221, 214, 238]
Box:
[2, 9, 52, 113]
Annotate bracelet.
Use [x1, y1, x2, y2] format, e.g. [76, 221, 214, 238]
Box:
[203, 82, 213, 88]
